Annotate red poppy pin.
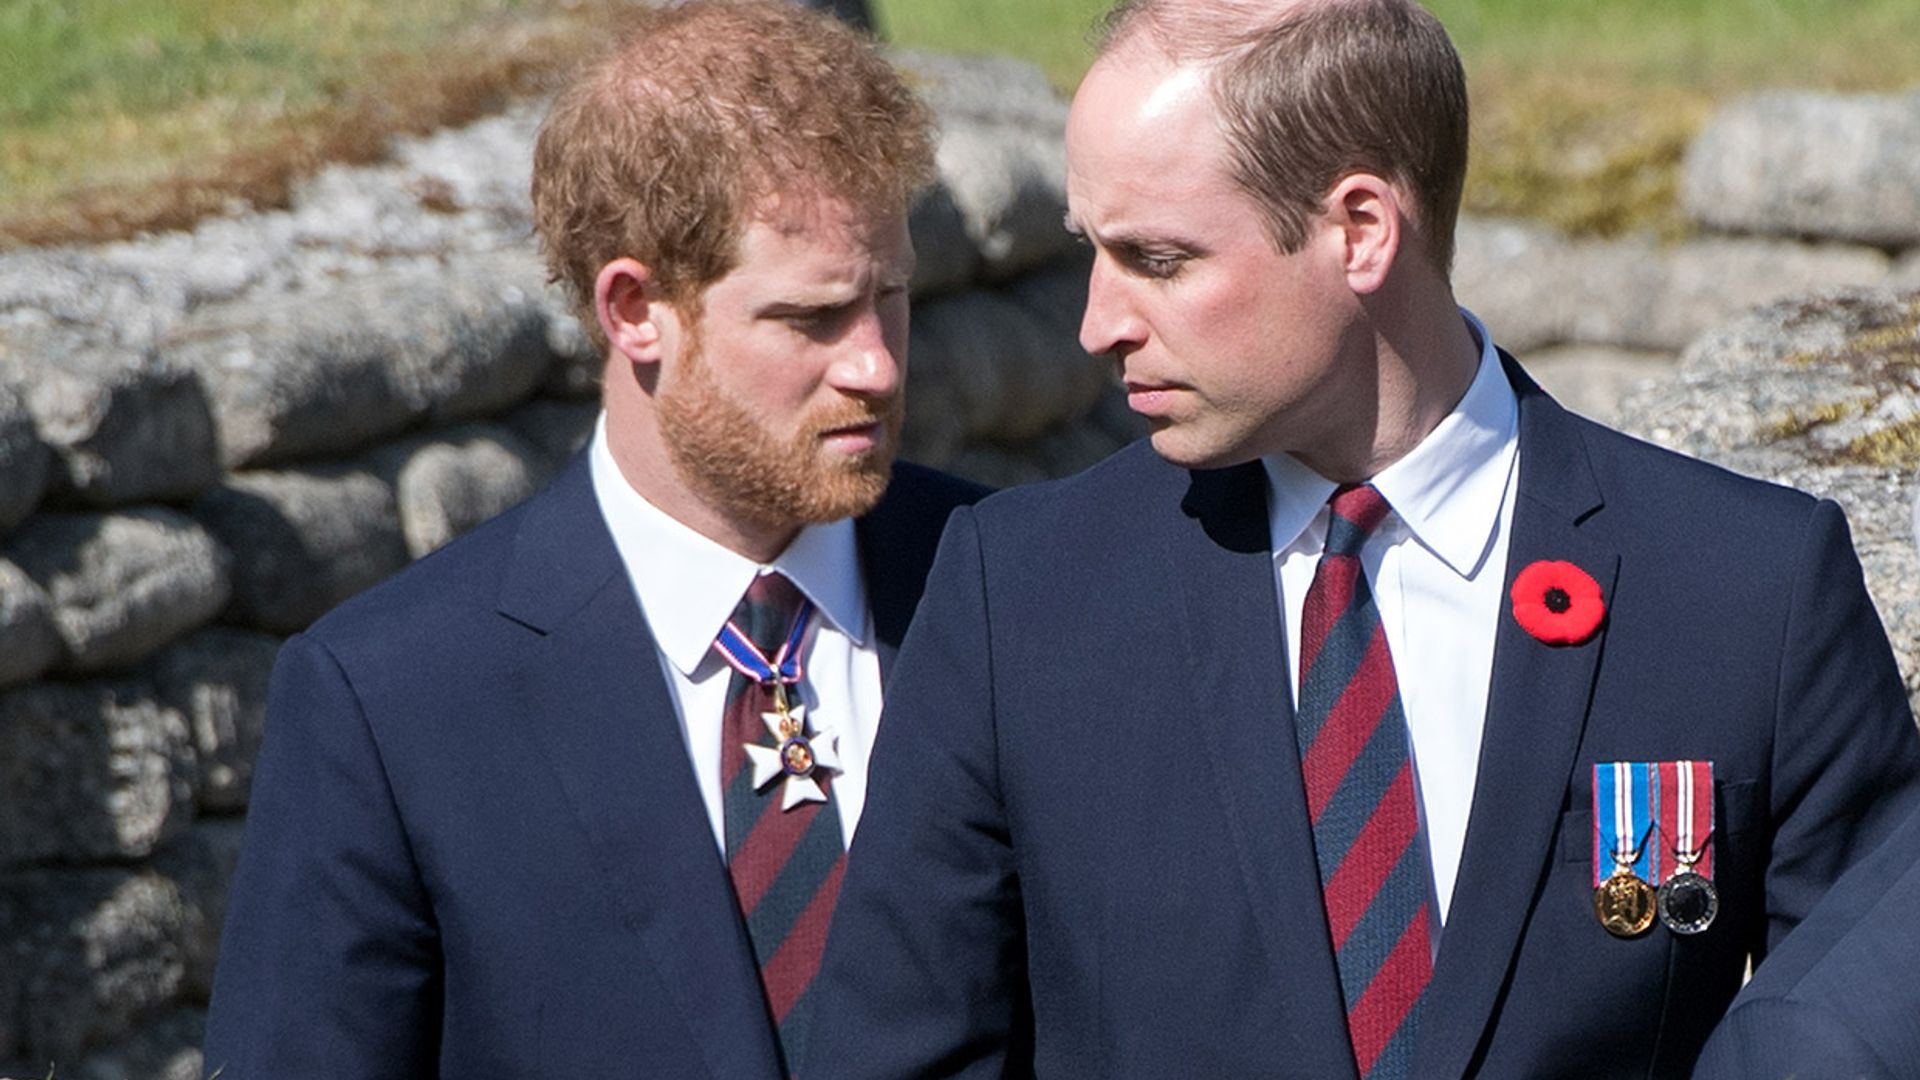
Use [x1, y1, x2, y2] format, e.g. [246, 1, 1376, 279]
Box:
[1510, 560, 1605, 645]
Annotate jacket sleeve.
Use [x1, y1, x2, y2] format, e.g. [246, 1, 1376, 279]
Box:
[1763, 499, 1920, 950]
[805, 507, 1032, 1079]
[201, 633, 441, 1079]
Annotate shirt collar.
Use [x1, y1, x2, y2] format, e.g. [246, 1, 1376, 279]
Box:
[588, 414, 870, 677]
[1262, 307, 1517, 578]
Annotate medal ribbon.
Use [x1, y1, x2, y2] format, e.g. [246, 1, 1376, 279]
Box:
[1655, 760, 1714, 881]
[1593, 762, 1655, 888]
[713, 588, 816, 688]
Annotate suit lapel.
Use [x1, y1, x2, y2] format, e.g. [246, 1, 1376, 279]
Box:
[499, 458, 783, 1080]
[1172, 463, 1360, 1078]
[1415, 358, 1618, 1079]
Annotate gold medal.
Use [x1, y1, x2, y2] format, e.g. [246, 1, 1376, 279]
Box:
[1594, 863, 1657, 938]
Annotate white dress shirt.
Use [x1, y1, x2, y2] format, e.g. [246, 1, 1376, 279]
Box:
[588, 416, 884, 855]
[1263, 309, 1519, 927]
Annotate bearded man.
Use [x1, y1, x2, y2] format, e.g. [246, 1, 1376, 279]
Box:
[201, 4, 980, 1076]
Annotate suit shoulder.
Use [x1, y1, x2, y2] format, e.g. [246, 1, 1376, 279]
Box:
[1572, 414, 1816, 513]
[301, 492, 533, 651]
[970, 440, 1184, 531]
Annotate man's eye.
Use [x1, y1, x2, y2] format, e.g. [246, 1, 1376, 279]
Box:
[1124, 250, 1186, 279]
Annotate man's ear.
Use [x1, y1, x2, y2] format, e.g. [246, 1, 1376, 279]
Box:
[594, 257, 671, 364]
[1325, 173, 1402, 296]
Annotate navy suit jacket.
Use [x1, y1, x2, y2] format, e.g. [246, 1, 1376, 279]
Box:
[808, 360, 1920, 1079]
[201, 455, 982, 1079]
[1691, 804, 1920, 1080]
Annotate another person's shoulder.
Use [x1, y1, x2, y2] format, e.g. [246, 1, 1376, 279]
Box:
[970, 440, 1189, 533]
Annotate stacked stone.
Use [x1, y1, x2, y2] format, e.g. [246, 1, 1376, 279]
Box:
[1610, 92, 1920, 710]
[1451, 91, 1920, 425]
[0, 52, 1126, 1078]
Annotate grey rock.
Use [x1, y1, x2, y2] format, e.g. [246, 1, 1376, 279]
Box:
[1452, 218, 1579, 354]
[70, 1008, 205, 1080]
[150, 629, 282, 813]
[3, 509, 231, 674]
[151, 821, 246, 999]
[0, 376, 51, 531]
[895, 49, 1069, 128]
[0, 249, 189, 350]
[904, 259, 1108, 466]
[1892, 249, 1920, 292]
[540, 306, 603, 400]
[932, 117, 1077, 284]
[0, 335, 220, 507]
[1683, 91, 1920, 248]
[1616, 287, 1920, 707]
[369, 423, 550, 557]
[193, 463, 407, 634]
[1517, 345, 1678, 425]
[1573, 235, 1890, 353]
[502, 398, 598, 469]
[0, 679, 196, 867]
[916, 265, 1099, 469]
[167, 258, 554, 469]
[907, 183, 981, 298]
[0, 557, 60, 688]
[1, 867, 193, 1064]
[1456, 218, 1893, 354]
[896, 50, 1078, 284]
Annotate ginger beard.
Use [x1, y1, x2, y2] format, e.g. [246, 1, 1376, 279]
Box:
[656, 319, 902, 535]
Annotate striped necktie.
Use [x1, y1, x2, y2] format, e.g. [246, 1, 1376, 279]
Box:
[716, 571, 846, 1077]
[1293, 484, 1433, 1079]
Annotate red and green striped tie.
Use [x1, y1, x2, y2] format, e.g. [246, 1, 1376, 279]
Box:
[717, 571, 845, 1077]
[1294, 484, 1433, 1079]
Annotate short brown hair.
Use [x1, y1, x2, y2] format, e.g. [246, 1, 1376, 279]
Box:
[1099, 0, 1468, 273]
[531, 0, 935, 340]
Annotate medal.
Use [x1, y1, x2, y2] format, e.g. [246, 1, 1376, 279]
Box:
[1653, 760, 1718, 934]
[1593, 762, 1658, 937]
[1594, 837, 1657, 938]
[743, 682, 842, 810]
[1657, 868, 1719, 934]
[712, 584, 840, 812]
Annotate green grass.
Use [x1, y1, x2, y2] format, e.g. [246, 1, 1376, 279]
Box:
[2, 0, 1917, 248]
[874, 0, 1110, 90]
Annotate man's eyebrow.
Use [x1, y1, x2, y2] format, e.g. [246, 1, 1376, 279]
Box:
[1063, 213, 1085, 238]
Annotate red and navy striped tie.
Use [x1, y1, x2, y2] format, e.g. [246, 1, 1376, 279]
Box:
[1294, 484, 1432, 1079]
[718, 572, 845, 1077]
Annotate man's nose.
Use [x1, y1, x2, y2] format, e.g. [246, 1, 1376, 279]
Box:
[830, 308, 903, 397]
[1079, 256, 1144, 358]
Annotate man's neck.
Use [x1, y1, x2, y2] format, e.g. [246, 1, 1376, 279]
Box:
[1295, 286, 1482, 484]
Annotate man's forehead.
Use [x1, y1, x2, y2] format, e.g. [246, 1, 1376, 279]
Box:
[1069, 50, 1229, 195]
[748, 187, 905, 245]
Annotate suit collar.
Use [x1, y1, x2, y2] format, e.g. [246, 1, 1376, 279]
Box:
[1415, 353, 1617, 1079]
[1173, 462, 1361, 1077]
[498, 457, 785, 1080]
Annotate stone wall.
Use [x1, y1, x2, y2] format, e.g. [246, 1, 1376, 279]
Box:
[2, 61, 1917, 1077]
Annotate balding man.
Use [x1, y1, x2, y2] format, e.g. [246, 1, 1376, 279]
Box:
[201, 4, 980, 1077]
[806, 1, 1920, 1077]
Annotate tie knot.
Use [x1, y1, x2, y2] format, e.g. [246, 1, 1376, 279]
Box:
[1324, 484, 1390, 557]
[735, 571, 805, 655]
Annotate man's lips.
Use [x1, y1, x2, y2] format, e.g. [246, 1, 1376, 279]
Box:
[817, 415, 891, 452]
[1123, 379, 1183, 416]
